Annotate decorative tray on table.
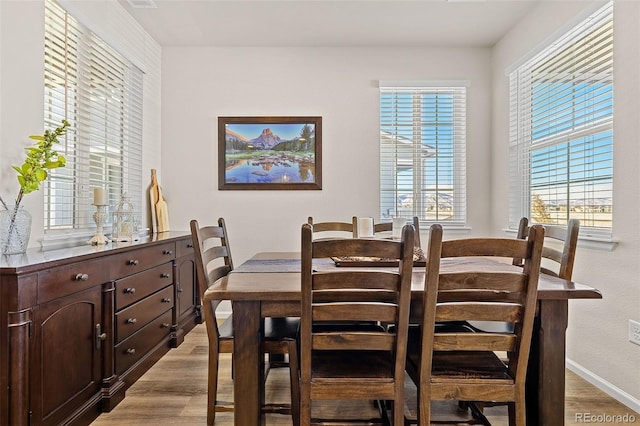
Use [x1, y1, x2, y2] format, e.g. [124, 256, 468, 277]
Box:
[332, 247, 426, 267]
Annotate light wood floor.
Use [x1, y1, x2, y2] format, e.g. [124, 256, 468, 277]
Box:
[92, 324, 638, 425]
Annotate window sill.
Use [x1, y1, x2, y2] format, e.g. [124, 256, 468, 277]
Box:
[502, 228, 618, 252]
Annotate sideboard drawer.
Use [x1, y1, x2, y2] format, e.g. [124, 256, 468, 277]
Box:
[114, 309, 172, 376]
[114, 263, 173, 310]
[115, 285, 174, 343]
[38, 258, 109, 304]
[111, 242, 176, 277]
[176, 237, 194, 258]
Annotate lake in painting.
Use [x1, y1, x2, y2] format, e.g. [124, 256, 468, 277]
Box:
[224, 122, 317, 184]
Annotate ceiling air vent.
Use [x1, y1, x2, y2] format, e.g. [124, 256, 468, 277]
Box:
[127, 0, 158, 8]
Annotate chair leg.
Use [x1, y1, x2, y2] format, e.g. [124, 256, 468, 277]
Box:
[507, 400, 526, 426]
[300, 381, 311, 426]
[288, 342, 301, 426]
[418, 391, 430, 426]
[393, 396, 403, 426]
[207, 346, 221, 425]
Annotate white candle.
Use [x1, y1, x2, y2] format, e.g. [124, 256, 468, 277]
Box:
[93, 188, 108, 205]
[392, 217, 407, 239]
[358, 217, 374, 238]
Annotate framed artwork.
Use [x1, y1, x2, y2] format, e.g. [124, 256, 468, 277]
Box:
[218, 116, 322, 190]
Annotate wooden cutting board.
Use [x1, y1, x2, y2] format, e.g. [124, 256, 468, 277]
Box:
[149, 169, 159, 233]
[155, 180, 170, 233]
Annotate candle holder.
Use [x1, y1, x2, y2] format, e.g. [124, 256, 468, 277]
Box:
[88, 204, 111, 245]
[112, 193, 138, 242]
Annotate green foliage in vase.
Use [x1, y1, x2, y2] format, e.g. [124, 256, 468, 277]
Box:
[3, 120, 70, 208]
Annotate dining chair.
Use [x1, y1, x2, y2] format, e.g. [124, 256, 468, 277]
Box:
[354, 216, 421, 247]
[513, 217, 580, 280]
[297, 222, 415, 425]
[190, 218, 300, 425]
[465, 217, 581, 336]
[405, 223, 545, 425]
[307, 216, 357, 239]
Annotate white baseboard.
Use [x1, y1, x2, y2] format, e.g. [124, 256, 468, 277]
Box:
[566, 358, 640, 414]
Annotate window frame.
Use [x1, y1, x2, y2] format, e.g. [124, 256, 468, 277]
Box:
[379, 81, 468, 229]
[43, 0, 144, 245]
[508, 2, 614, 241]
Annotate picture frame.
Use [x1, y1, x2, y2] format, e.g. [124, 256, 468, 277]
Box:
[218, 116, 322, 190]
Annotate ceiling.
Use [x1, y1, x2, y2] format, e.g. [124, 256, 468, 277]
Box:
[118, 0, 540, 48]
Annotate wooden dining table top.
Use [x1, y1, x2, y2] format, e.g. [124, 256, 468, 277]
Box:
[203, 251, 602, 302]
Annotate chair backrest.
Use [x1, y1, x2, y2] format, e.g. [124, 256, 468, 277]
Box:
[355, 216, 422, 247]
[307, 216, 356, 238]
[420, 224, 545, 390]
[300, 222, 415, 390]
[513, 217, 580, 280]
[190, 218, 234, 340]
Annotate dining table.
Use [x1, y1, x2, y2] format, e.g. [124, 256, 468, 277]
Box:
[202, 251, 602, 426]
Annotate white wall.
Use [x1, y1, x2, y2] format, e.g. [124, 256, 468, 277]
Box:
[0, 1, 46, 229]
[492, 0, 640, 409]
[161, 46, 493, 263]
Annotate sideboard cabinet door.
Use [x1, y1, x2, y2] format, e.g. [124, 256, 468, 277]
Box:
[175, 238, 201, 336]
[30, 285, 103, 426]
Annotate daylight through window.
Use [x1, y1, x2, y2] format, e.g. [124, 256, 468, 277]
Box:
[379, 83, 467, 227]
[509, 2, 613, 239]
[44, 0, 143, 239]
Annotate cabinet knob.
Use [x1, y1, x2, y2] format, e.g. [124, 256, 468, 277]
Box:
[177, 288, 183, 293]
[161, 298, 171, 304]
[127, 259, 139, 266]
[124, 287, 136, 294]
[74, 273, 89, 281]
[126, 318, 137, 325]
[161, 273, 170, 279]
[126, 348, 136, 355]
[161, 323, 170, 329]
[163, 250, 173, 255]
[186, 243, 194, 248]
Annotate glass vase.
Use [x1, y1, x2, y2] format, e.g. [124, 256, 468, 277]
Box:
[0, 205, 32, 255]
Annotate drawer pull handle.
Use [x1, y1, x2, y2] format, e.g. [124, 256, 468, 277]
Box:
[161, 298, 172, 303]
[124, 287, 136, 294]
[126, 318, 137, 325]
[75, 273, 89, 281]
[163, 250, 173, 255]
[161, 273, 170, 279]
[126, 348, 136, 355]
[187, 243, 194, 248]
[161, 323, 170, 329]
[128, 259, 139, 266]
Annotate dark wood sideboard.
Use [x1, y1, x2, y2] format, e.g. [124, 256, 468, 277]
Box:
[0, 232, 202, 426]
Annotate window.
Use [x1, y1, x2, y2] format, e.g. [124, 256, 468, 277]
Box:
[379, 82, 467, 227]
[44, 0, 143, 240]
[509, 2, 613, 240]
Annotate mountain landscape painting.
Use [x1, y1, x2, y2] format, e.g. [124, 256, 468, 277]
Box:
[218, 116, 322, 190]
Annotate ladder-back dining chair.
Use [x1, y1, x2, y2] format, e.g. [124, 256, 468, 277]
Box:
[513, 217, 580, 280]
[405, 224, 545, 425]
[190, 218, 300, 425]
[297, 223, 415, 425]
[307, 216, 357, 239]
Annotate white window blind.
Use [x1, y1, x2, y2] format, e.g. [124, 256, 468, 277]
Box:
[509, 2, 613, 240]
[380, 84, 467, 227]
[44, 0, 143, 238]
